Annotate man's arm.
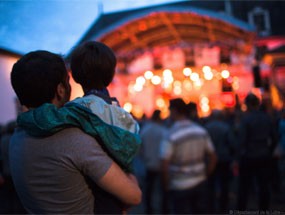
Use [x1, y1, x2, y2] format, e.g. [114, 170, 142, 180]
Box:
[96, 161, 142, 206]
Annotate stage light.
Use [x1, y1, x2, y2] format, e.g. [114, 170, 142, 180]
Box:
[151, 75, 161, 85]
[136, 76, 146, 85]
[183, 67, 192, 76]
[123, 102, 133, 113]
[144, 70, 153, 79]
[221, 70, 230, 79]
[190, 72, 199, 82]
[202, 66, 211, 74]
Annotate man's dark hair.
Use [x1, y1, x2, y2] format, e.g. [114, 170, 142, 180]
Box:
[11, 50, 68, 108]
[70, 41, 117, 91]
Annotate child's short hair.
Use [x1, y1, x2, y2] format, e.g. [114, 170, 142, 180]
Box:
[70, 41, 117, 90]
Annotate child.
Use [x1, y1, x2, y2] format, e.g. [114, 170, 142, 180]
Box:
[17, 41, 141, 214]
[69, 41, 139, 135]
[70, 41, 139, 214]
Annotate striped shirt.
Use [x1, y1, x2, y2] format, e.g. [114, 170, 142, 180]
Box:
[160, 120, 215, 190]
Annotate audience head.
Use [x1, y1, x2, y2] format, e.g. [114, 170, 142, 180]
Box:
[245, 93, 260, 110]
[11, 50, 70, 109]
[186, 101, 198, 120]
[151, 109, 162, 122]
[70, 41, 117, 92]
[210, 109, 224, 121]
[169, 98, 188, 119]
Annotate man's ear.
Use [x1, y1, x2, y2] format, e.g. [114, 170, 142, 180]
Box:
[51, 83, 70, 107]
[56, 83, 66, 100]
[53, 82, 67, 107]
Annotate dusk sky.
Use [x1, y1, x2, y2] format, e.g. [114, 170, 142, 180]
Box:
[0, 0, 184, 56]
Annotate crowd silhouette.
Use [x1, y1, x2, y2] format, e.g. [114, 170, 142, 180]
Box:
[1, 93, 285, 214]
[133, 93, 285, 214]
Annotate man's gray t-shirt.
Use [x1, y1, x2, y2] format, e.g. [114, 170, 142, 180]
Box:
[9, 127, 112, 214]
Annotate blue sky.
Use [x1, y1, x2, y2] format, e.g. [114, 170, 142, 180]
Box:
[0, 0, 184, 56]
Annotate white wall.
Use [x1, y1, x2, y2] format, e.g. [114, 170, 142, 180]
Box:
[0, 54, 19, 125]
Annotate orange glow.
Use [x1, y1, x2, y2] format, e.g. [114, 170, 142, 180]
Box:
[156, 97, 166, 108]
[221, 92, 236, 107]
[105, 62, 277, 118]
[69, 73, 84, 100]
[138, 21, 147, 31]
[132, 105, 144, 119]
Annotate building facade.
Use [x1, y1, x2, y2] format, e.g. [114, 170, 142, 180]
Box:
[70, 1, 285, 117]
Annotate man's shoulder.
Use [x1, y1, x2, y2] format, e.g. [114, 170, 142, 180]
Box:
[13, 127, 98, 144]
[51, 128, 98, 141]
[56, 127, 88, 135]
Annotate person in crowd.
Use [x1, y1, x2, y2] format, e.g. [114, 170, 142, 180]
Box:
[9, 50, 142, 214]
[160, 98, 217, 214]
[204, 109, 236, 213]
[16, 42, 142, 214]
[270, 138, 284, 203]
[237, 93, 278, 211]
[278, 108, 285, 154]
[0, 121, 26, 214]
[274, 108, 285, 201]
[260, 97, 283, 199]
[139, 109, 167, 214]
[186, 101, 201, 124]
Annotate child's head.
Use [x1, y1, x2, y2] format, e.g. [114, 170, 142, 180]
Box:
[70, 41, 117, 91]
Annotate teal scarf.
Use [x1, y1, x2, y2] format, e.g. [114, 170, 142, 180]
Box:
[17, 102, 141, 172]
